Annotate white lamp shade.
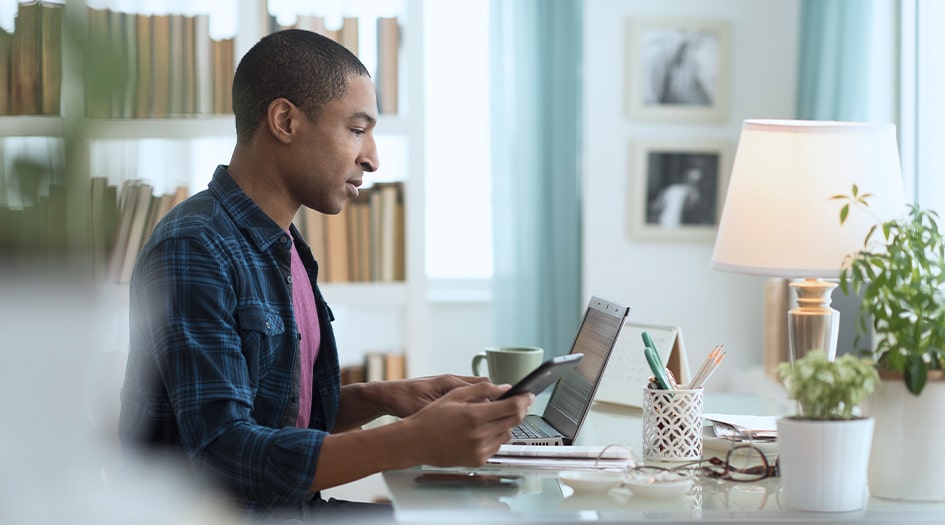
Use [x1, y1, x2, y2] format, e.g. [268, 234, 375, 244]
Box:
[712, 119, 906, 277]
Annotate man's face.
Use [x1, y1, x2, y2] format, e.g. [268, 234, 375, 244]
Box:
[289, 74, 380, 215]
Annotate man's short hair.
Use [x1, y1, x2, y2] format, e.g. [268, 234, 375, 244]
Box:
[232, 29, 371, 143]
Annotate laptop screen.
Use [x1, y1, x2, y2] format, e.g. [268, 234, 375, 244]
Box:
[541, 296, 630, 443]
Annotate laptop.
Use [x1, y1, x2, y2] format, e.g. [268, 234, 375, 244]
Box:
[506, 296, 630, 446]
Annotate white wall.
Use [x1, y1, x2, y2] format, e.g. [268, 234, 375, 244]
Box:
[582, 0, 800, 392]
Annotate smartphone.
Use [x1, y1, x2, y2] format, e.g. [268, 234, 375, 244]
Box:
[497, 353, 584, 400]
[414, 472, 524, 488]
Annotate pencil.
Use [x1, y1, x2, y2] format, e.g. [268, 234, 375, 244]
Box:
[689, 345, 721, 388]
[693, 347, 726, 389]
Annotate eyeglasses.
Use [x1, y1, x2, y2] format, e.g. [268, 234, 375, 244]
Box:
[630, 444, 779, 483]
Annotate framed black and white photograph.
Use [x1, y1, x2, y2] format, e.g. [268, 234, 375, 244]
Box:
[625, 18, 731, 122]
[628, 141, 732, 241]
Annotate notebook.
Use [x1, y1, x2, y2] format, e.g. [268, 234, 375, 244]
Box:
[506, 296, 630, 446]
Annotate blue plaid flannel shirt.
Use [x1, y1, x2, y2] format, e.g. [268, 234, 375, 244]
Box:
[119, 165, 341, 514]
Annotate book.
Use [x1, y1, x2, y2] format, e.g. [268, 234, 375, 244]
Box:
[0, 29, 13, 114]
[193, 14, 212, 115]
[121, 11, 138, 118]
[384, 352, 406, 380]
[117, 182, 155, 283]
[181, 14, 197, 114]
[103, 183, 118, 267]
[322, 209, 350, 282]
[354, 193, 372, 281]
[340, 364, 365, 385]
[107, 8, 127, 118]
[134, 13, 153, 117]
[343, 190, 371, 281]
[150, 14, 171, 117]
[337, 17, 359, 56]
[89, 177, 116, 280]
[39, 2, 62, 115]
[375, 182, 401, 282]
[108, 180, 142, 282]
[211, 38, 235, 115]
[84, 7, 111, 118]
[11, 1, 41, 115]
[364, 352, 386, 382]
[393, 184, 405, 280]
[301, 207, 327, 267]
[167, 14, 186, 116]
[375, 17, 399, 115]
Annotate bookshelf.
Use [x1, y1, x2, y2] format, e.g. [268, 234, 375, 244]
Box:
[0, 0, 430, 378]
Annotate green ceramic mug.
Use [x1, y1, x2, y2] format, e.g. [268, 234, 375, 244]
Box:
[471, 346, 544, 385]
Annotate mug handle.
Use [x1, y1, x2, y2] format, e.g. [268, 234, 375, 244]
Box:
[471, 353, 488, 377]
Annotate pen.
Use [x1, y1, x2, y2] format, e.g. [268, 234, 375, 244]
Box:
[641, 331, 657, 352]
[644, 345, 673, 390]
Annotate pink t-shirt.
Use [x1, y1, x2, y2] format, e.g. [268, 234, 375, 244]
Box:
[289, 233, 320, 428]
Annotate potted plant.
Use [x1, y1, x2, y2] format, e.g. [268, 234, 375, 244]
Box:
[775, 350, 879, 512]
[834, 186, 945, 501]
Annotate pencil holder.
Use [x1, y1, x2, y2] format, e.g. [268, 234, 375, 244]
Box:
[642, 387, 704, 462]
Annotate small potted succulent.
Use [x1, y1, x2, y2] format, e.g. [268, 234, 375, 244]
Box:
[775, 350, 879, 512]
[834, 186, 945, 501]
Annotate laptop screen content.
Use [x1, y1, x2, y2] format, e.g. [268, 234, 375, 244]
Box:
[541, 297, 629, 442]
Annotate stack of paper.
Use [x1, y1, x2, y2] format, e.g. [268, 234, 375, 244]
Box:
[488, 445, 634, 471]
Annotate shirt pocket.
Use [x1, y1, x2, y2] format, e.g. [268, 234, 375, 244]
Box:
[235, 304, 286, 382]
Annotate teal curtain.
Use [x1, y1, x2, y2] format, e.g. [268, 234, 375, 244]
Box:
[490, 0, 583, 356]
[796, 0, 896, 121]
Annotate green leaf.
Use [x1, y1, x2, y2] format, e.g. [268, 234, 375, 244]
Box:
[840, 204, 850, 224]
[905, 355, 928, 395]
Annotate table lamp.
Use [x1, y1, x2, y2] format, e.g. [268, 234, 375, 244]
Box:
[711, 119, 905, 363]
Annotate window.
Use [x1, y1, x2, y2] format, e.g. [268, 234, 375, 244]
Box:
[423, 1, 492, 279]
[901, 0, 945, 213]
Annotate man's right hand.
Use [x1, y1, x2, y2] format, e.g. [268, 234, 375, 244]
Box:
[400, 381, 533, 468]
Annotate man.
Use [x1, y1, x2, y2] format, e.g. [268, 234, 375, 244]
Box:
[119, 29, 533, 521]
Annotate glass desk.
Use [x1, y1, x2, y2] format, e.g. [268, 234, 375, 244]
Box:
[382, 394, 945, 523]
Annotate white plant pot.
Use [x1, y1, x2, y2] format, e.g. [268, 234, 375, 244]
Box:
[863, 377, 945, 501]
[776, 417, 873, 512]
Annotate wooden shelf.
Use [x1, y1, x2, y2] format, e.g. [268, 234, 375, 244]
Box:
[0, 116, 65, 137]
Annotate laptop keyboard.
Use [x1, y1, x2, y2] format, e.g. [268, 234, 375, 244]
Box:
[511, 419, 544, 440]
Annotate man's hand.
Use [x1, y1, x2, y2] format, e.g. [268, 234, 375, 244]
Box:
[311, 381, 533, 492]
[399, 381, 534, 467]
[380, 374, 491, 418]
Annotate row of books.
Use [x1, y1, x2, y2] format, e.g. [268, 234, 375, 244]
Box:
[93, 178, 189, 283]
[96, 178, 405, 284]
[85, 8, 234, 119]
[340, 351, 407, 385]
[0, 1, 62, 116]
[0, 2, 401, 118]
[295, 182, 406, 283]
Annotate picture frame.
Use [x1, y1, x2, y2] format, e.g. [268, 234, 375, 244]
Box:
[625, 17, 731, 122]
[628, 140, 732, 242]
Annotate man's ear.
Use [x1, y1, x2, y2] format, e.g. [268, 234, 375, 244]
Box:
[267, 98, 296, 145]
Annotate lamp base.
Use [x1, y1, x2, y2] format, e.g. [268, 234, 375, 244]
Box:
[788, 278, 840, 363]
